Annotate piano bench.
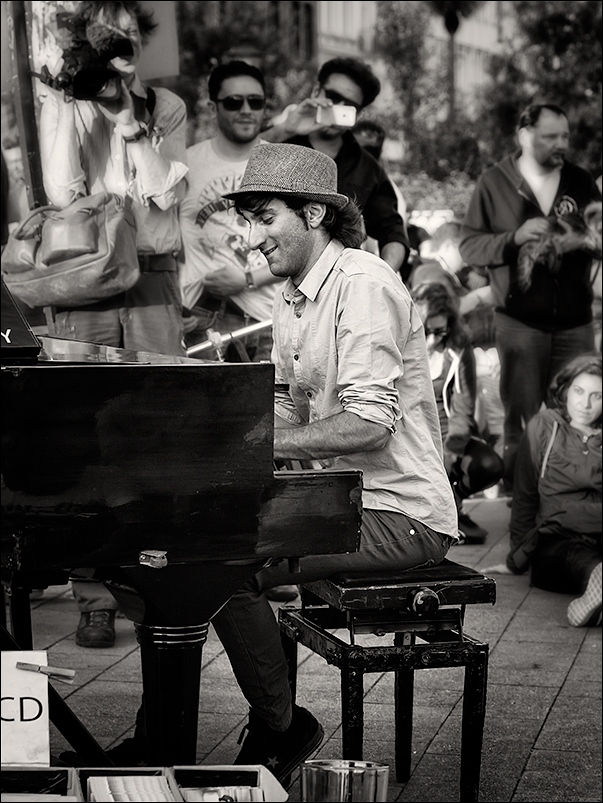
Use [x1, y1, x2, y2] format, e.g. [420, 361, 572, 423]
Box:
[278, 558, 496, 802]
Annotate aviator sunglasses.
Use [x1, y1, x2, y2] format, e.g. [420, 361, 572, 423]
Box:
[216, 95, 266, 111]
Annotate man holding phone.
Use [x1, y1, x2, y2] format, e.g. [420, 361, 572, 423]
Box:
[263, 58, 409, 274]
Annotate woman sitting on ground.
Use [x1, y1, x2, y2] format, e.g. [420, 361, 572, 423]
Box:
[487, 353, 602, 627]
[411, 282, 504, 543]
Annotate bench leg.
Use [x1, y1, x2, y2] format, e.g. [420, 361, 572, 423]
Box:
[280, 626, 299, 706]
[341, 661, 364, 759]
[460, 646, 489, 802]
[394, 665, 414, 782]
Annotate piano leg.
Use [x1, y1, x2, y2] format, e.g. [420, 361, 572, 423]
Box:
[135, 622, 209, 767]
[104, 560, 266, 766]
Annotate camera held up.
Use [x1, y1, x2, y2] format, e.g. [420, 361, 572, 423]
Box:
[36, 12, 133, 102]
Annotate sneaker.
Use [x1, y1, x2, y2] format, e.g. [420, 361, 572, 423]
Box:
[60, 736, 145, 768]
[75, 610, 116, 648]
[457, 512, 488, 544]
[235, 705, 324, 785]
[264, 585, 300, 603]
[567, 563, 602, 627]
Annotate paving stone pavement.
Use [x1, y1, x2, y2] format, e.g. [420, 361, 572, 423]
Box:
[21, 498, 602, 801]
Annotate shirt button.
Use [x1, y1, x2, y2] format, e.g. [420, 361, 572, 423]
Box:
[294, 354, 299, 361]
[307, 391, 312, 398]
[295, 311, 302, 318]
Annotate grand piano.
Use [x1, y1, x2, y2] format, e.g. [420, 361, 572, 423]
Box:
[1, 281, 363, 767]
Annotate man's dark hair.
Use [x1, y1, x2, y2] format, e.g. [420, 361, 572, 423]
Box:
[74, 1, 157, 44]
[518, 103, 568, 130]
[410, 281, 471, 351]
[318, 58, 381, 109]
[208, 61, 266, 101]
[233, 193, 366, 249]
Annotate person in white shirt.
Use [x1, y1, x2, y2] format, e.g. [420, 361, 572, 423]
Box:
[179, 61, 282, 361]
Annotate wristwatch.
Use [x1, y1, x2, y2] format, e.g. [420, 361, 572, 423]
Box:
[245, 270, 256, 289]
[122, 125, 148, 143]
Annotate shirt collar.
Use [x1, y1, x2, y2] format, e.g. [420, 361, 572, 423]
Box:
[282, 239, 345, 303]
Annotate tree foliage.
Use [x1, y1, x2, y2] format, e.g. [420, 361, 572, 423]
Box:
[375, 0, 481, 179]
[475, 0, 602, 174]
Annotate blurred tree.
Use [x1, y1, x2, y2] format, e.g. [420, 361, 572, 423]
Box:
[475, 0, 602, 175]
[375, 0, 481, 180]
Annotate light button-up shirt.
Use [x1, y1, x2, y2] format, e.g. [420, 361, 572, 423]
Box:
[273, 240, 458, 537]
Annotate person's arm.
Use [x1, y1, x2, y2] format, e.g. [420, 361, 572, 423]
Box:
[274, 410, 390, 460]
[39, 88, 88, 206]
[261, 98, 333, 143]
[362, 170, 409, 271]
[203, 262, 283, 297]
[112, 84, 188, 210]
[459, 175, 549, 269]
[379, 241, 407, 273]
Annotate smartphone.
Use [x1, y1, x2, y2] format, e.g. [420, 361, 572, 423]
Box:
[315, 104, 357, 128]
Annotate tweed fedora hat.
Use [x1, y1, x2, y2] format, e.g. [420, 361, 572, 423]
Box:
[224, 143, 349, 209]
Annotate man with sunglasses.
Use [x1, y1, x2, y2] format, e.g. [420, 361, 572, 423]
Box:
[179, 61, 282, 361]
[263, 58, 409, 275]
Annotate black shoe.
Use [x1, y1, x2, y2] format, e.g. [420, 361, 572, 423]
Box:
[457, 513, 488, 544]
[264, 585, 300, 603]
[75, 610, 116, 648]
[59, 737, 145, 768]
[235, 705, 324, 785]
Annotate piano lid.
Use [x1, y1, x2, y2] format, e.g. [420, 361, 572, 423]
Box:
[36, 335, 204, 365]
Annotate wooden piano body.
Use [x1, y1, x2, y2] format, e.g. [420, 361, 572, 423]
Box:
[1, 283, 362, 766]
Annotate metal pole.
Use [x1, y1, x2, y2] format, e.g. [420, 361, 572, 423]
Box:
[6, 0, 46, 208]
[186, 319, 273, 357]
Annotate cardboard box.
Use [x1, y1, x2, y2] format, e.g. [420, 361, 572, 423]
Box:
[172, 766, 288, 802]
[0, 766, 83, 801]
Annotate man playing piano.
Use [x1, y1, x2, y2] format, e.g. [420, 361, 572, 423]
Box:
[67, 143, 459, 780]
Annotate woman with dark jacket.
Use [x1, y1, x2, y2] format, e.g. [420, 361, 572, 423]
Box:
[411, 282, 504, 543]
[488, 353, 602, 627]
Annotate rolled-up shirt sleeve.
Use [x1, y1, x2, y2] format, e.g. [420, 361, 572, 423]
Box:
[137, 92, 188, 209]
[335, 274, 404, 432]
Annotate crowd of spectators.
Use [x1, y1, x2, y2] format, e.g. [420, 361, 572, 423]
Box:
[1, 1, 601, 663]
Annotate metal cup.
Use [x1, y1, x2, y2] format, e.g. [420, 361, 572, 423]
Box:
[300, 759, 389, 802]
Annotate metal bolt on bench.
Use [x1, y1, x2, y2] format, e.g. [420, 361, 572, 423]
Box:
[278, 558, 496, 802]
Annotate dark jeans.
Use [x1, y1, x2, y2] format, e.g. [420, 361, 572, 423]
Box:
[494, 313, 594, 489]
[531, 531, 601, 594]
[211, 510, 453, 730]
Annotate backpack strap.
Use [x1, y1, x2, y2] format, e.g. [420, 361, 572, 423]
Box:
[146, 87, 156, 118]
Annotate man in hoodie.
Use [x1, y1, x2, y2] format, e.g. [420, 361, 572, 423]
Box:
[460, 103, 601, 491]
